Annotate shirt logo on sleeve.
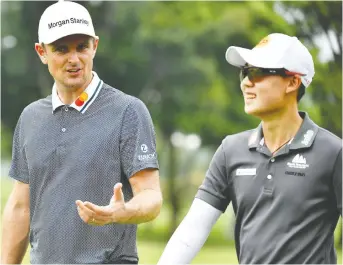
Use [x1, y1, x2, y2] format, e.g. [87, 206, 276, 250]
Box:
[138, 144, 156, 161]
[141, 144, 148, 153]
[138, 152, 156, 161]
[236, 168, 256, 176]
[287, 154, 309, 169]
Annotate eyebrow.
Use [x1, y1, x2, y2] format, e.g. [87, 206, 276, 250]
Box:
[51, 39, 90, 48]
[78, 41, 89, 46]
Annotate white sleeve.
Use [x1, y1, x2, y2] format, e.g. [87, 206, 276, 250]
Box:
[157, 198, 222, 264]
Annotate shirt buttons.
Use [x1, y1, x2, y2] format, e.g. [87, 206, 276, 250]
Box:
[64, 106, 69, 112]
[61, 128, 66, 132]
[271, 158, 275, 162]
[267, 174, 272, 180]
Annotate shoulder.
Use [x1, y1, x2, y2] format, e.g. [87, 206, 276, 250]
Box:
[211, 129, 255, 162]
[100, 83, 149, 111]
[20, 96, 52, 120]
[100, 83, 152, 124]
[316, 126, 341, 144]
[222, 129, 255, 150]
[315, 126, 342, 154]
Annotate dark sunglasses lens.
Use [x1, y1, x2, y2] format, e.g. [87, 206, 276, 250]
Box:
[240, 68, 265, 81]
[239, 70, 245, 81]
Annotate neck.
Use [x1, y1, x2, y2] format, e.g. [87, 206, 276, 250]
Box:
[56, 75, 93, 105]
[261, 105, 303, 154]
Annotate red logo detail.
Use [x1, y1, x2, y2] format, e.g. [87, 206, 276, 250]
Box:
[75, 98, 84, 107]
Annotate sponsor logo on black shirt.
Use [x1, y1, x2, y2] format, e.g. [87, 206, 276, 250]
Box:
[285, 171, 305, 177]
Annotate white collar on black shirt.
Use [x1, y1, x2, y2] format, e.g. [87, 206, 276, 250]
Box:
[52, 71, 103, 114]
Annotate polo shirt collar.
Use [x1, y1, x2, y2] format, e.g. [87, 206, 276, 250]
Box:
[289, 112, 318, 149]
[52, 71, 103, 114]
[248, 112, 319, 150]
[248, 123, 263, 149]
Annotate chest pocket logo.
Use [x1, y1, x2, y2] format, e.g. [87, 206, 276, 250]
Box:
[236, 168, 256, 176]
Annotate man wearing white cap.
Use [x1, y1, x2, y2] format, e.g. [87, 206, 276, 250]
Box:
[158, 33, 341, 264]
[2, 1, 162, 264]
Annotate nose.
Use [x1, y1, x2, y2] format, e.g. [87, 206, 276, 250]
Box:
[68, 51, 80, 64]
[240, 76, 254, 92]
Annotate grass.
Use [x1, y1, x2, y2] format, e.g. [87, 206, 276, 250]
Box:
[20, 240, 238, 264]
[18, 239, 343, 264]
[139, 240, 238, 264]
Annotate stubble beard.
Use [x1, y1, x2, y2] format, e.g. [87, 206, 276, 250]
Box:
[62, 75, 88, 91]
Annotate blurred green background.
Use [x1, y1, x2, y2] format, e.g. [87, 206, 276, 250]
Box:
[1, 1, 342, 264]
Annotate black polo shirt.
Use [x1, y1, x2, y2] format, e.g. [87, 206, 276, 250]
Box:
[196, 112, 342, 264]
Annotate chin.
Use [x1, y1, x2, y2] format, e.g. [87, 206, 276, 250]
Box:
[245, 106, 258, 115]
[64, 79, 86, 89]
[244, 106, 266, 118]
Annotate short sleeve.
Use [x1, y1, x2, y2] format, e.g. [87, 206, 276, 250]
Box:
[195, 144, 231, 212]
[333, 148, 342, 215]
[8, 114, 29, 183]
[120, 98, 159, 178]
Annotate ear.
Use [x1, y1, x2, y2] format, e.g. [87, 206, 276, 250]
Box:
[92, 37, 99, 59]
[35, 43, 48, 64]
[285, 75, 302, 94]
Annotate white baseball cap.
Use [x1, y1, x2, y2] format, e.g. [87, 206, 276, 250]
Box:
[38, 0, 97, 44]
[225, 33, 315, 87]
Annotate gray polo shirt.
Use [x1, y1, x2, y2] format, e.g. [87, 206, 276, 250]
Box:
[196, 112, 342, 264]
[9, 72, 159, 264]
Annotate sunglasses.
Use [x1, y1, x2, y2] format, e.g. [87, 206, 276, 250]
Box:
[239, 67, 306, 82]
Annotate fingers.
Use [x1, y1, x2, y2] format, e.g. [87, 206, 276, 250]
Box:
[87, 215, 111, 226]
[76, 200, 96, 223]
[75, 182, 125, 225]
[76, 201, 106, 222]
[83, 201, 113, 216]
[76, 200, 113, 226]
[113, 182, 124, 203]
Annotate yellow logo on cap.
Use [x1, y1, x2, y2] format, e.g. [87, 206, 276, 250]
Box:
[255, 36, 269, 48]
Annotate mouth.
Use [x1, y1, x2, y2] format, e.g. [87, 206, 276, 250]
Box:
[244, 93, 256, 100]
[67, 68, 81, 73]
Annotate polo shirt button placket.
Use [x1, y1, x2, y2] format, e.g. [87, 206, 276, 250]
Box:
[61, 105, 69, 133]
[263, 172, 274, 195]
[271, 157, 275, 163]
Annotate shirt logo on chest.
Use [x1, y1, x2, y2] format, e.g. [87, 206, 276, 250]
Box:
[287, 154, 309, 169]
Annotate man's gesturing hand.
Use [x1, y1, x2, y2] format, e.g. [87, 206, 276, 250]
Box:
[76, 183, 133, 226]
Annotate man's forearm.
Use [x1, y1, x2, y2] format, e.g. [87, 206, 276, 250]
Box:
[120, 189, 162, 224]
[1, 203, 30, 264]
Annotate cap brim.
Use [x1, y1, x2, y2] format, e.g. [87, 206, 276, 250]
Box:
[41, 30, 98, 44]
[225, 46, 251, 67]
[225, 46, 283, 69]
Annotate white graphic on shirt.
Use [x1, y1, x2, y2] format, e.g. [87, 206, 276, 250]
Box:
[141, 144, 148, 153]
[301, 130, 314, 146]
[287, 154, 309, 169]
[138, 152, 156, 161]
[236, 168, 256, 176]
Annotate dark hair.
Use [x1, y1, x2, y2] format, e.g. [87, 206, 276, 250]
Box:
[297, 83, 305, 102]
